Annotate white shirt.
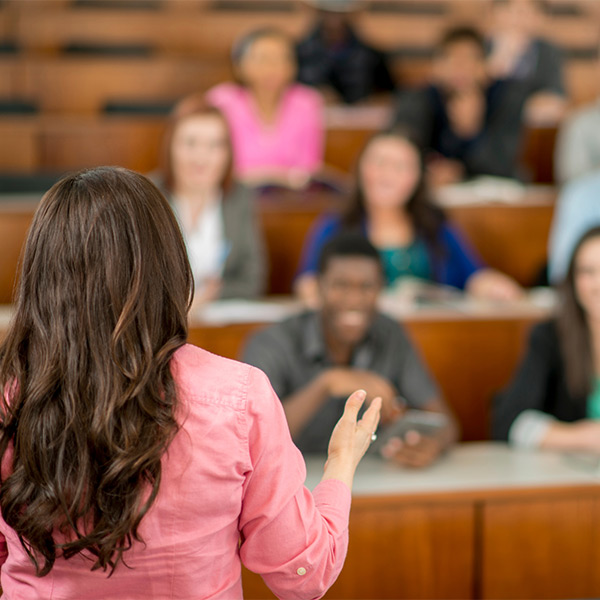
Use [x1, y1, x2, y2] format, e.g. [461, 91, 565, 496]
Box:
[172, 194, 228, 290]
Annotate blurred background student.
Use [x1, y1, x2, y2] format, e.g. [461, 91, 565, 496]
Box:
[294, 129, 522, 307]
[207, 27, 325, 190]
[493, 225, 600, 451]
[296, 0, 396, 104]
[157, 94, 266, 306]
[243, 232, 457, 469]
[487, 0, 567, 125]
[392, 25, 528, 186]
[554, 53, 600, 184]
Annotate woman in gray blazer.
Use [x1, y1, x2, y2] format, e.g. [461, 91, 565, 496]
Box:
[158, 93, 266, 304]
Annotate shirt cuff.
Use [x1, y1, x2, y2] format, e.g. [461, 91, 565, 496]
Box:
[509, 409, 557, 449]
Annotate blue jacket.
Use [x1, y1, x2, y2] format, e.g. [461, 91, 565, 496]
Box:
[297, 214, 484, 290]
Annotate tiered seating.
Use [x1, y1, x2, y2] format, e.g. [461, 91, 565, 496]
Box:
[0, 0, 598, 184]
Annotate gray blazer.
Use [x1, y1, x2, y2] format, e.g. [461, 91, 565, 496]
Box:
[219, 183, 267, 299]
[152, 173, 267, 299]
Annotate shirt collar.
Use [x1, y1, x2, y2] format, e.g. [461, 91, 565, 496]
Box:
[302, 310, 377, 368]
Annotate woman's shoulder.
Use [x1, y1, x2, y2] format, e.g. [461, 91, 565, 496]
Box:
[206, 82, 246, 107]
[286, 83, 324, 109]
[172, 343, 257, 410]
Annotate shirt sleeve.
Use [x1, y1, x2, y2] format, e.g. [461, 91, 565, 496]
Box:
[239, 366, 351, 600]
[393, 325, 440, 408]
[532, 41, 565, 96]
[554, 110, 597, 185]
[220, 186, 267, 300]
[294, 87, 325, 172]
[491, 322, 556, 441]
[436, 224, 485, 290]
[0, 531, 7, 567]
[296, 215, 341, 277]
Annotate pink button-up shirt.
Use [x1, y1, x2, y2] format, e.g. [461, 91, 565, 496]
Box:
[207, 83, 324, 177]
[0, 344, 351, 599]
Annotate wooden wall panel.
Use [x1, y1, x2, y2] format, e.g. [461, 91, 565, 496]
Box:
[21, 58, 230, 114]
[39, 118, 166, 172]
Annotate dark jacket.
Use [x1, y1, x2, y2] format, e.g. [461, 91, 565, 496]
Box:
[492, 320, 587, 440]
[296, 23, 395, 104]
[392, 81, 529, 179]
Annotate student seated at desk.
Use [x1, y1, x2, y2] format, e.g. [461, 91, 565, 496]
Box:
[294, 129, 522, 307]
[243, 232, 458, 468]
[493, 226, 600, 452]
[296, 0, 396, 104]
[207, 27, 324, 190]
[391, 26, 528, 186]
[157, 94, 266, 306]
[487, 0, 567, 126]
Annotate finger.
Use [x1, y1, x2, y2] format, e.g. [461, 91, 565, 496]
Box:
[359, 396, 382, 435]
[341, 389, 367, 422]
[391, 450, 431, 469]
[381, 437, 403, 459]
[404, 430, 421, 446]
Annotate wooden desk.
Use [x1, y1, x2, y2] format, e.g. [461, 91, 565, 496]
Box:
[187, 295, 552, 441]
[0, 187, 553, 299]
[243, 443, 600, 600]
[0, 296, 551, 441]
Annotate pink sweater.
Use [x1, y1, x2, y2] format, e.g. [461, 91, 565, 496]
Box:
[0, 345, 351, 599]
[207, 83, 324, 176]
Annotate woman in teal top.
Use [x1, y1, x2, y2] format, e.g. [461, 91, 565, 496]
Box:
[493, 225, 600, 452]
[295, 128, 522, 305]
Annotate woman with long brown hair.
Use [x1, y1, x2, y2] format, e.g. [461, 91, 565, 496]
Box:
[0, 167, 380, 599]
[493, 225, 600, 451]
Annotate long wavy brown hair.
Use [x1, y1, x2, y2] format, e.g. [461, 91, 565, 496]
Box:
[557, 226, 600, 400]
[0, 167, 193, 576]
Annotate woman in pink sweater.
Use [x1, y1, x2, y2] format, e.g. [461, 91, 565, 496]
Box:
[0, 167, 380, 599]
[207, 27, 325, 190]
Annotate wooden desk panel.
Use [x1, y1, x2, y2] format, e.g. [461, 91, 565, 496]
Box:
[0, 118, 40, 172]
[403, 317, 538, 441]
[446, 201, 554, 287]
[242, 501, 475, 600]
[0, 209, 34, 303]
[242, 447, 600, 600]
[482, 496, 600, 599]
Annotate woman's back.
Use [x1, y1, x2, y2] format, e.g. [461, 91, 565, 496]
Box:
[0, 344, 351, 599]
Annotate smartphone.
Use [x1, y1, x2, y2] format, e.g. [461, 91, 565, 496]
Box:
[369, 409, 448, 455]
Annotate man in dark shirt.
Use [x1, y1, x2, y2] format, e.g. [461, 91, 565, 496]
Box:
[296, 4, 395, 104]
[242, 232, 457, 467]
[392, 26, 528, 185]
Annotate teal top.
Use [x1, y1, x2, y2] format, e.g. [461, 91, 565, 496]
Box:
[587, 377, 600, 419]
[379, 239, 433, 286]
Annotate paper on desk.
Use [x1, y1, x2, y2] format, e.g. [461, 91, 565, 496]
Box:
[194, 299, 301, 325]
[378, 283, 557, 320]
[434, 176, 527, 206]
